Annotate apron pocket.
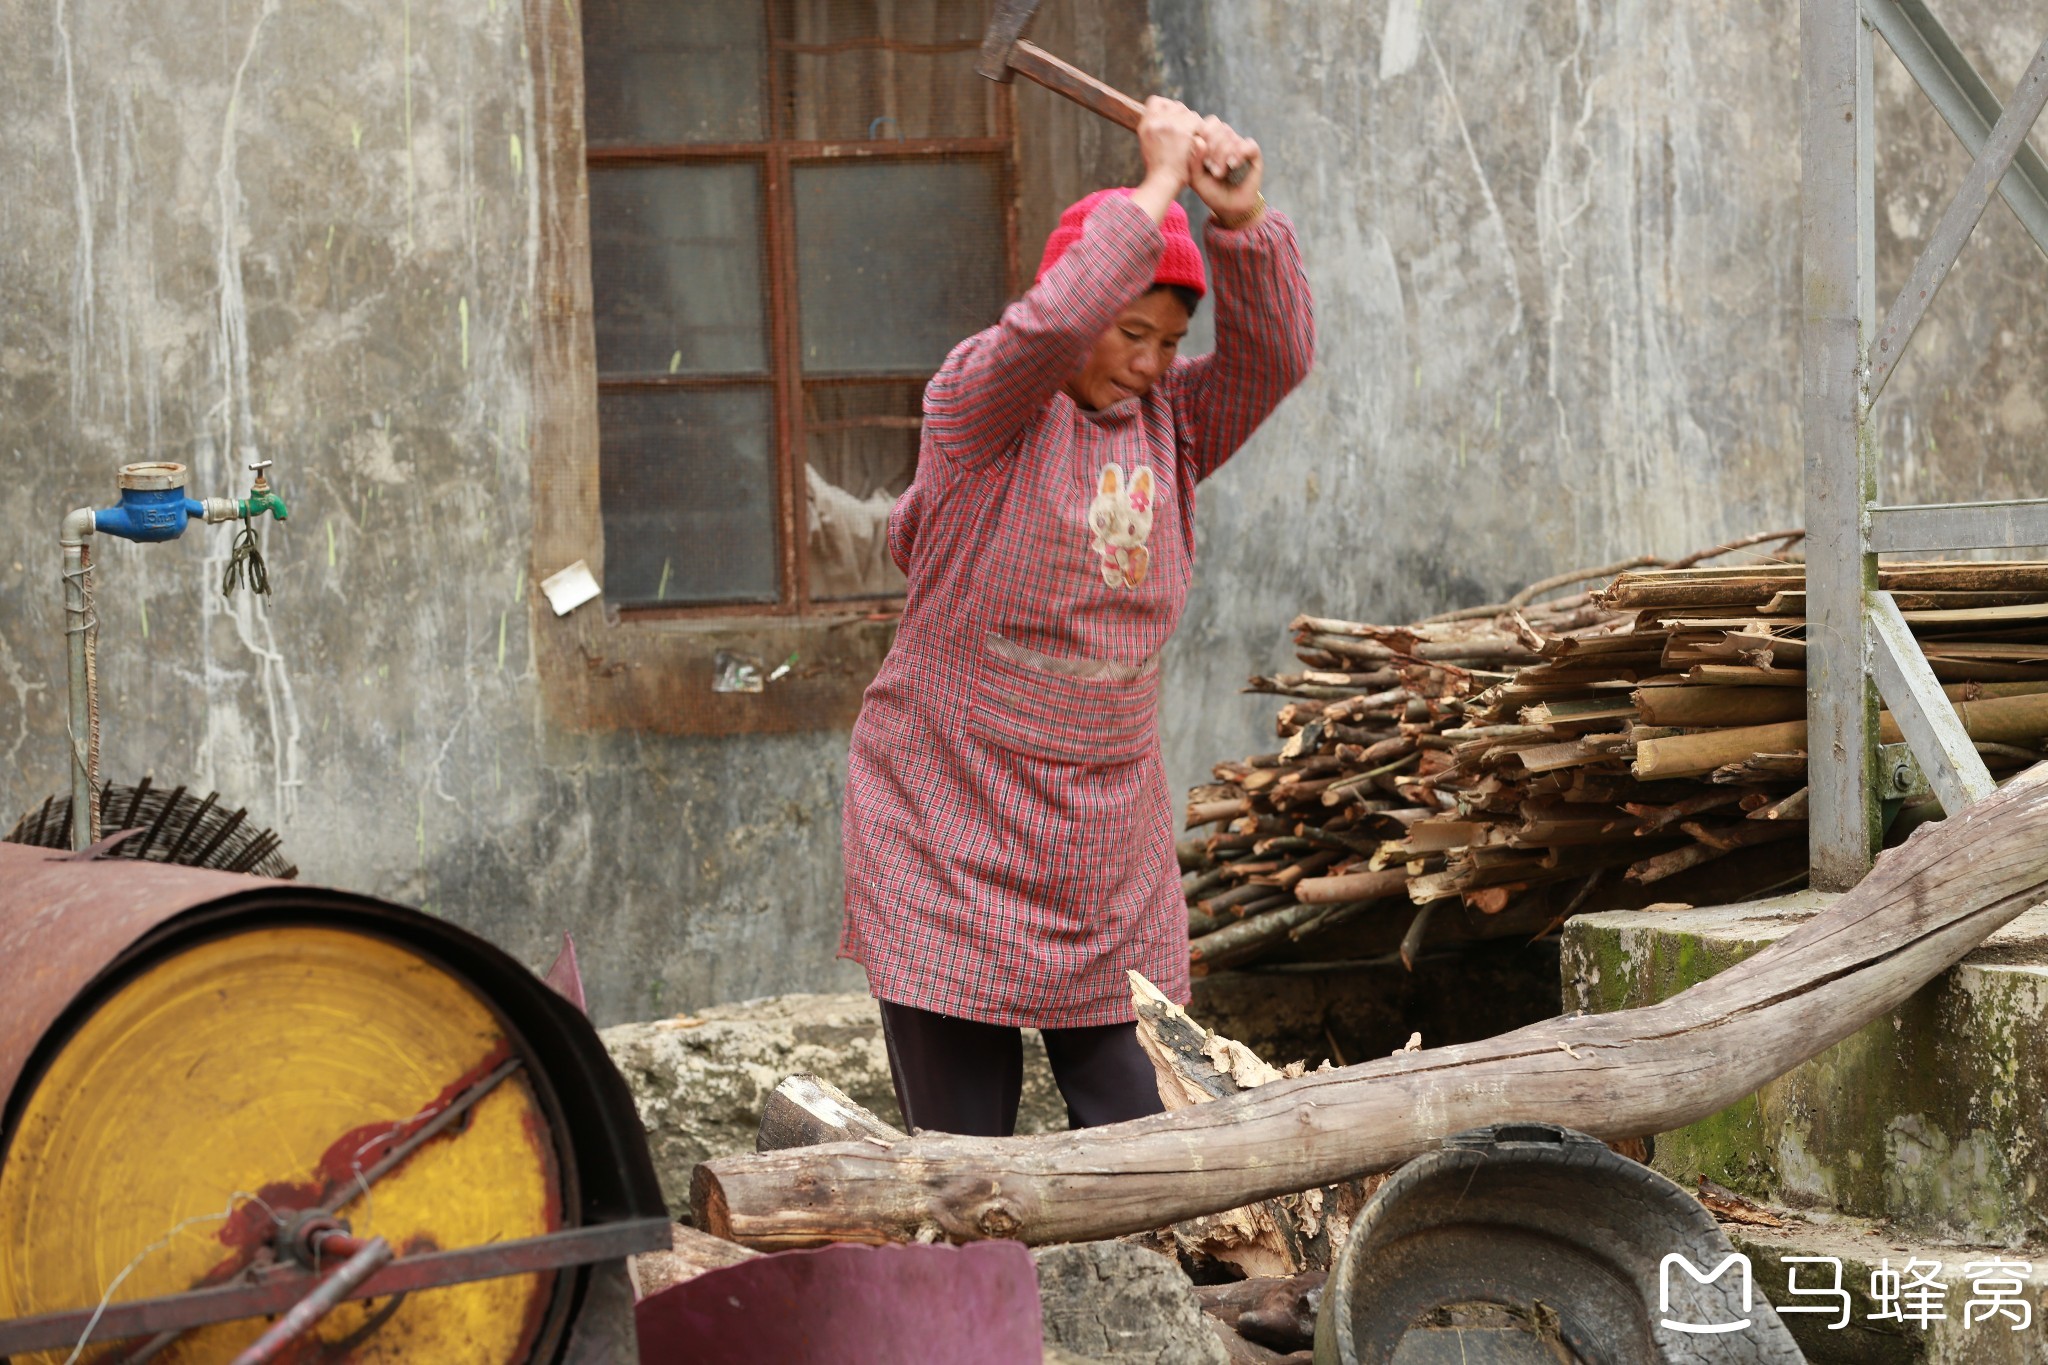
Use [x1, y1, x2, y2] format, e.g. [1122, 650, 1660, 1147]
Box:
[968, 634, 1160, 767]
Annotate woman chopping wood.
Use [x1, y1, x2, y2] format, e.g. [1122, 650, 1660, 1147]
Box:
[840, 97, 1316, 1136]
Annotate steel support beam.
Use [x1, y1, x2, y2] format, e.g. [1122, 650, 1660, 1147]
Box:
[1804, 0, 1883, 889]
[1870, 591, 1996, 811]
[1868, 497, 2048, 552]
[1868, 33, 2048, 400]
[1862, 0, 2048, 259]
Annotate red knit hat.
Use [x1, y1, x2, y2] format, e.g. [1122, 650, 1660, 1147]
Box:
[1035, 187, 1207, 299]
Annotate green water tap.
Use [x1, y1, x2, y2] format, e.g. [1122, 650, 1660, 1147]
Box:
[239, 460, 289, 522]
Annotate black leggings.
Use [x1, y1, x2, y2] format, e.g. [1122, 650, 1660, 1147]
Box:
[878, 999, 1167, 1137]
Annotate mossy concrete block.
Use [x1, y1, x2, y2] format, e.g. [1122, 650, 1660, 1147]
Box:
[1562, 896, 2048, 1246]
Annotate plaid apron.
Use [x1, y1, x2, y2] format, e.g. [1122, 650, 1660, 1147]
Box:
[840, 195, 1315, 1027]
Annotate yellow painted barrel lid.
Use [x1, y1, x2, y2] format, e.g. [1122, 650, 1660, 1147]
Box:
[0, 925, 566, 1363]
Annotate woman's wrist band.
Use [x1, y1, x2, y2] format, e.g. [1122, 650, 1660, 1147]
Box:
[1212, 192, 1268, 231]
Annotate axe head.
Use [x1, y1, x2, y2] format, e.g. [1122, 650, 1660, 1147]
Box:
[976, 0, 1042, 83]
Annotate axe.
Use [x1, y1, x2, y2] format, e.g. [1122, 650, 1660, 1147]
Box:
[976, 0, 1254, 187]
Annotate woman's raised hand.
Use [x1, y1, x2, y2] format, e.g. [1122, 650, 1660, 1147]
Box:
[1190, 115, 1264, 222]
[1131, 97, 1203, 223]
[1137, 97, 1202, 188]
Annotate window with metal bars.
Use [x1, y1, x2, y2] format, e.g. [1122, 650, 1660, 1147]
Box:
[580, 0, 1018, 613]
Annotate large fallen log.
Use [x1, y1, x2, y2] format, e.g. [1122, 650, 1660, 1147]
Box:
[692, 767, 2048, 1248]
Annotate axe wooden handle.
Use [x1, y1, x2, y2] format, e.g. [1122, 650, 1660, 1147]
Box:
[1008, 39, 1145, 129]
[1006, 40, 1254, 187]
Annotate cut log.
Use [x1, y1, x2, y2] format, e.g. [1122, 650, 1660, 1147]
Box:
[756, 1073, 906, 1150]
[1636, 678, 2048, 730]
[1188, 797, 1252, 828]
[1128, 974, 1329, 1279]
[1129, 974, 1382, 1284]
[1636, 691, 2048, 779]
[630, 1222, 762, 1299]
[1676, 818, 1805, 855]
[1623, 787, 1746, 833]
[1294, 867, 1408, 906]
[1634, 686, 1807, 728]
[691, 769, 2048, 1248]
[1189, 902, 1317, 972]
[1198, 882, 1287, 917]
[1883, 562, 2048, 592]
[1749, 787, 1811, 822]
[1711, 752, 1808, 785]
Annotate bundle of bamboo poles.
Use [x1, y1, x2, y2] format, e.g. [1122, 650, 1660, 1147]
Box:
[1182, 533, 2048, 974]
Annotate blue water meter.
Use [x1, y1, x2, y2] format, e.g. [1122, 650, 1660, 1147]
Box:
[90, 462, 208, 543]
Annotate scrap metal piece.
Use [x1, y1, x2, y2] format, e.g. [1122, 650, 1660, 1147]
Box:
[4, 781, 297, 878]
[227, 1236, 393, 1365]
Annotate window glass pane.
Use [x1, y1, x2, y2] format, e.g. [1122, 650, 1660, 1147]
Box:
[780, 55, 997, 142]
[583, 0, 766, 145]
[600, 387, 779, 604]
[794, 159, 1007, 374]
[590, 163, 768, 377]
[776, 0, 992, 141]
[805, 381, 919, 599]
[779, 0, 982, 45]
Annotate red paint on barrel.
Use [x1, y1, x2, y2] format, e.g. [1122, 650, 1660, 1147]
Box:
[202, 1043, 515, 1277]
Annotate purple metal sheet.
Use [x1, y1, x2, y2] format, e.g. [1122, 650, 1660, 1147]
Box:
[635, 1241, 1043, 1365]
[543, 931, 587, 1015]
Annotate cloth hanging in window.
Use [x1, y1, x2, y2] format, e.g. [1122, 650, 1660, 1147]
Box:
[807, 462, 899, 600]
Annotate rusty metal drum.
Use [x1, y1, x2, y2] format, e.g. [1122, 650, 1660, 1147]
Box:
[0, 841, 666, 1363]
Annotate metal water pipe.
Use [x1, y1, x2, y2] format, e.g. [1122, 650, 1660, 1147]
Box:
[60, 460, 288, 848]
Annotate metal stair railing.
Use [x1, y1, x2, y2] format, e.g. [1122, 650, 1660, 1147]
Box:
[1802, 0, 2048, 888]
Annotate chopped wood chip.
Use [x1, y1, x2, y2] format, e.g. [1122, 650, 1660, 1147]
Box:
[1696, 1177, 1788, 1227]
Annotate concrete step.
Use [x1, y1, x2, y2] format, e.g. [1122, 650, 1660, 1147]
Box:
[1562, 893, 2048, 1247]
[1732, 1212, 2046, 1364]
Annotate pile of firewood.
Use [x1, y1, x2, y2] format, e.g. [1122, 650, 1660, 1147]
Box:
[1182, 533, 2048, 973]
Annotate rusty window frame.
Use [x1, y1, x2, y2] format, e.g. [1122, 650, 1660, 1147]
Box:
[582, 1, 1021, 622]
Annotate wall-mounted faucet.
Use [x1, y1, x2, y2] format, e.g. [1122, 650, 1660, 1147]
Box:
[59, 461, 289, 848]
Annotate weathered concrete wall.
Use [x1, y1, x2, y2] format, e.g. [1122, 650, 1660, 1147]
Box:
[3, 0, 2042, 1023]
[0, 0, 866, 1023]
[1151, 0, 2048, 800]
[1566, 897, 2048, 1248]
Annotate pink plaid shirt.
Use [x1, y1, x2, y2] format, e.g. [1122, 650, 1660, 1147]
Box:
[840, 194, 1315, 1027]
